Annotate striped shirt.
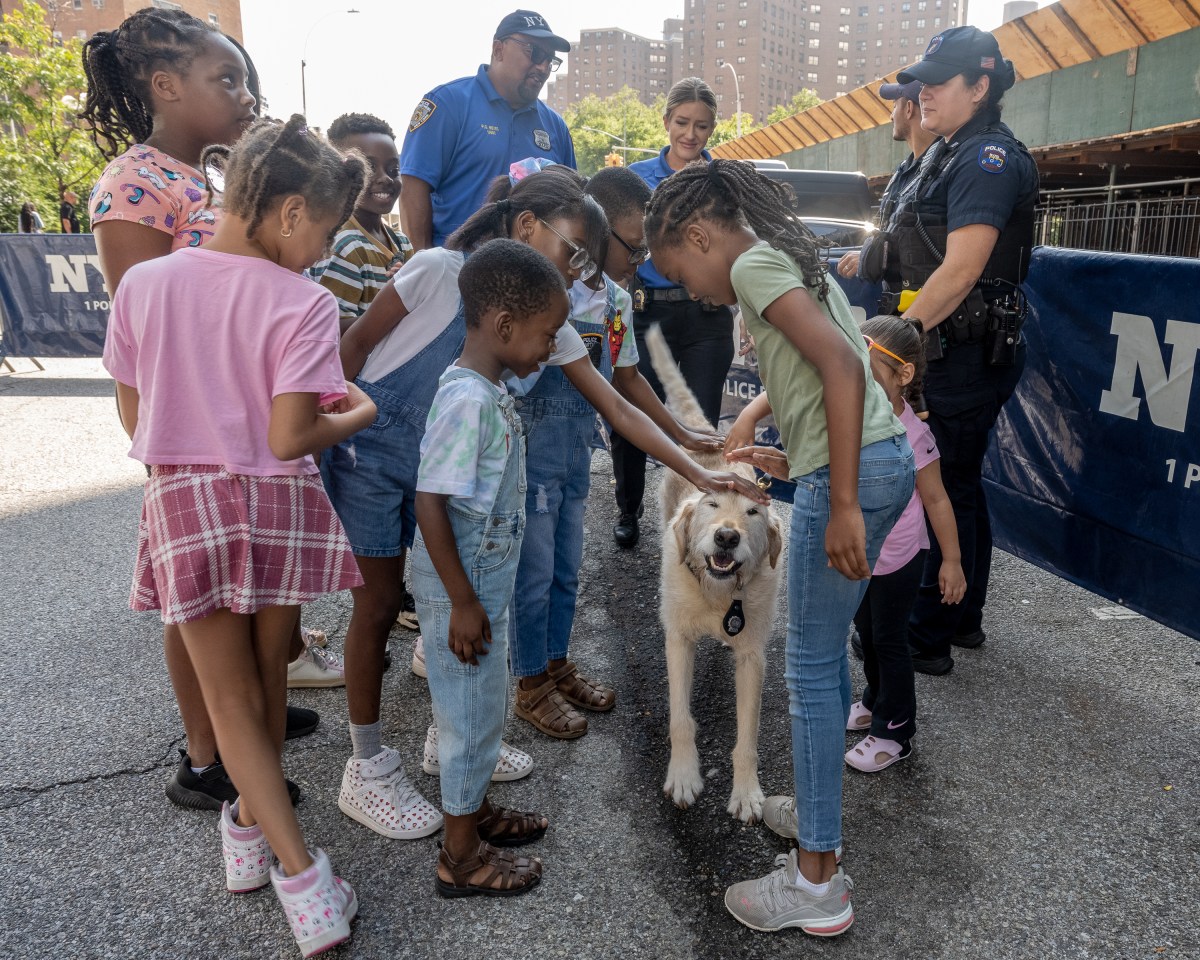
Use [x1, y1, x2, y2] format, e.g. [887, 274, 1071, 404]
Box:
[310, 216, 413, 322]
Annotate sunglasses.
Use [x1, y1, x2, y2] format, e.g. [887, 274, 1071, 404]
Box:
[611, 229, 649, 266]
[539, 218, 598, 282]
[864, 335, 908, 367]
[501, 36, 563, 72]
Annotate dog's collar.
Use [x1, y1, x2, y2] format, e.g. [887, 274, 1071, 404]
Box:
[723, 599, 745, 637]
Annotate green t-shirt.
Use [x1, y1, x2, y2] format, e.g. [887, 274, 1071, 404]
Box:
[731, 243, 903, 479]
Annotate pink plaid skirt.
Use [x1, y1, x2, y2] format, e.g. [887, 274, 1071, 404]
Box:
[131, 465, 363, 624]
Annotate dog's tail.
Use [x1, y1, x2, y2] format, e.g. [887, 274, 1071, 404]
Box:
[644, 324, 715, 430]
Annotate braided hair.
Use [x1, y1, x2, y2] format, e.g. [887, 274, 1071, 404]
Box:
[447, 167, 609, 271]
[80, 10, 261, 157]
[860, 314, 927, 410]
[644, 157, 830, 301]
[200, 115, 366, 241]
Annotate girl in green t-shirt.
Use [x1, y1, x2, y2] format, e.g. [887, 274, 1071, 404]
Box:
[644, 158, 914, 938]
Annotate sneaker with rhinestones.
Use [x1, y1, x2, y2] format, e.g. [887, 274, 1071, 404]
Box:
[287, 640, 345, 689]
[411, 634, 427, 679]
[421, 723, 534, 782]
[338, 746, 443, 839]
[221, 801, 274, 893]
[271, 848, 357, 958]
[725, 851, 854, 936]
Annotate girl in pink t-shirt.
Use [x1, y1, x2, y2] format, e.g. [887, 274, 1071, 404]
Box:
[844, 316, 966, 773]
[104, 116, 375, 957]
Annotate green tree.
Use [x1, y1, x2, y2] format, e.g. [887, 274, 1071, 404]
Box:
[766, 89, 823, 125]
[709, 112, 759, 149]
[564, 88, 667, 175]
[0, 0, 105, 231]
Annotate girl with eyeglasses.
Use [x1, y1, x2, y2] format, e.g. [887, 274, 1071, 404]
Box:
[610, 77, 737, 549]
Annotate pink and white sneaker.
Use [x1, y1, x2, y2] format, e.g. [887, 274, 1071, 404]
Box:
[846, 700, 873, 732]
[845, 735, 913, 773]
[220, 801, 273, 893]
[271, 848, 357, 958]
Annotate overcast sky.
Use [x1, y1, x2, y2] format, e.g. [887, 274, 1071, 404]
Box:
[241, 0, 1051, 142]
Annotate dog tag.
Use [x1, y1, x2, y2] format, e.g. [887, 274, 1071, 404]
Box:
[723, 600, 745, 637]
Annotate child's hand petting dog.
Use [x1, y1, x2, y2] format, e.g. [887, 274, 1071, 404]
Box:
[679, 426, 724, 453]
[725, 445, 790, 482]
[692, 467, 771, 504]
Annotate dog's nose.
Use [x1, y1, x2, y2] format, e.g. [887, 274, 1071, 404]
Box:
[714, 527, 740, 550]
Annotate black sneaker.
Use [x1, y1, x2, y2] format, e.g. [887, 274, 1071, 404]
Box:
[952, 629, 986, 649]
[165, 750, 301, 810]
[285, 705, 319, 740]
[909, 648, 954, 676]
[613, 513, 640, 547]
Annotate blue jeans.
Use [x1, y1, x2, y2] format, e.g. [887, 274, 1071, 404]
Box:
[785, 435, 914, 851]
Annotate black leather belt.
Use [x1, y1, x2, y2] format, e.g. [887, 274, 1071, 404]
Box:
[644, 286, 692, 303]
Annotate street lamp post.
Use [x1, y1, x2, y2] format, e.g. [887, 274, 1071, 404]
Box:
[301, 8, 359, 118]
[577, 126, 659, 157]
[721, 61, 743, 139]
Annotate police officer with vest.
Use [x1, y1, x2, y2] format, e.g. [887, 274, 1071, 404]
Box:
[887, 26, 1039, 675]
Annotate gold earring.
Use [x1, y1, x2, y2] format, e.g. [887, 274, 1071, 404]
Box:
[281, 227, 293, 239]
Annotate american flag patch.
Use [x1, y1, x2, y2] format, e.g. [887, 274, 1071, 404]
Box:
[980, 56, 996, 68]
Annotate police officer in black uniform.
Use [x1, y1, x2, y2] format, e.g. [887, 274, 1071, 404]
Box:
[889, 26, 1040, 675]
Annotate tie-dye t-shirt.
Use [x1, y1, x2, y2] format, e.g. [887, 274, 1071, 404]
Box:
[89, 145, 218, 250]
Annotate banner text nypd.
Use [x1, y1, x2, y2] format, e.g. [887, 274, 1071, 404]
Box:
[46, 254, 110, 309]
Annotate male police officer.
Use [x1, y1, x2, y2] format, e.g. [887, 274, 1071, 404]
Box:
[399, 10, 576, 250]
[837, 79, 937, 312]
[889, 26, 1039, 675]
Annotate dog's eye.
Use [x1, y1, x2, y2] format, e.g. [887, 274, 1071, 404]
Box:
[747, 507, 759, 515]
[704, 500, 718, 508]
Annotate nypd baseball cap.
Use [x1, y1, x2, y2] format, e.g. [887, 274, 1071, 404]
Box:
[897, 26, 1015, 90]
[494, 10, 571, 52]
[878, 79, 923, 102]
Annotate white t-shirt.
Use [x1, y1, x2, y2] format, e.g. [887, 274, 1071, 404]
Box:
[360, 247, 587, 385]
[417, 368, 513, 515]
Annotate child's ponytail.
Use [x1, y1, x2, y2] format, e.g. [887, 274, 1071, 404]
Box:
[645, 157, 830, 301]
[860, 314, 928, 410]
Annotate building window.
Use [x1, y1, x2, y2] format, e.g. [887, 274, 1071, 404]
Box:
[208, 13, 219, 27]
[716, 39, 725, 47]
[808, 37, 820, 48]
[72, 0, 82, 8]
[716, 21, 725, 28]
[93, 0, 105, 7]
[807, 54, 819, 64]
[808, 71, 819, 82]
[836, 74, 847, 85]
[838, 40, 849, 50]
[739, 19, 749, 27]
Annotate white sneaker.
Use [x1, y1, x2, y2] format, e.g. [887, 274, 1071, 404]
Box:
[421, 723, 534, 782]
[271, 848, 357, 958]
[411, 634, 427, 679]
[287, 638, 345, 689]
[220, 801, 273, 893]
[338, 746, 442, 839]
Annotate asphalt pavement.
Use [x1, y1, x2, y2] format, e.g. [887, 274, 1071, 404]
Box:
[2, 358, 1197, 960]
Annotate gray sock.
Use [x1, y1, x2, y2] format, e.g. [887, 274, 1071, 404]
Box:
[349, 721, 383, 761]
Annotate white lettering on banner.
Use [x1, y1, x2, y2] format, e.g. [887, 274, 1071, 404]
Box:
[1098, 312, 1200, 433]
[46, 254, 104, 294]
[1164, 460, 1200, 489]
[724, 378, 759, 400]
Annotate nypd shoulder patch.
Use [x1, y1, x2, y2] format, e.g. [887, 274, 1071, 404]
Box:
[409, 99, 437, 133]
[978, 143, 1008, 174]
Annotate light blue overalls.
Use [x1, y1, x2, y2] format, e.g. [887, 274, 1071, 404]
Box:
[409, 366, 527, 815]
[508, 278, 621, 679]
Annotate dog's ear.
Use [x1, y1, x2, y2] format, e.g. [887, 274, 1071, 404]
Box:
[767, 515, 783, 569]
[672, 501, 696, 563]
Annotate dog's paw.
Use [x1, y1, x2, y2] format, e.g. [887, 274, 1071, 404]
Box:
[727, 784, 765, 824]
[663, 759, 705, 810]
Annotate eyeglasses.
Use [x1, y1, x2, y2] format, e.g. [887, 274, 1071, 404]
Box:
[864, 335, 908, 367]
[610, 229, 649, 266]
[539, 218, 598, 282]
[501, 36, 563, 72]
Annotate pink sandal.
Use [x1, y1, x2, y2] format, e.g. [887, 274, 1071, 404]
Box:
[846, 700, 872, 732]
[845, 735, 912, 773]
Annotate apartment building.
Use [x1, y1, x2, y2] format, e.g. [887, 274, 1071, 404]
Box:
[545, 19, 683, 114]
[3, 0, 243, 44]
[546, 0, 967, 123]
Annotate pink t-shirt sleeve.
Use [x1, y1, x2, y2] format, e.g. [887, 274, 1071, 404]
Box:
[273, 293, 346, 404]
[89, 147, 216, 249]
[901, 402, 939, 471]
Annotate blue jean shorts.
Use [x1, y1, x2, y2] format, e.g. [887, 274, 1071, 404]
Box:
[321, 400, 423, 558]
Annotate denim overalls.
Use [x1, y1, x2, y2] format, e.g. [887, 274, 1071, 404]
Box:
[409, 366, 527, 816]
[508, 279, 620, 679]
[322, 290, 468, 558]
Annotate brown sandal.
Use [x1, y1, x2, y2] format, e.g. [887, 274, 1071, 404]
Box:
[515, 676, 588, 739]
[435, 841, 542, 899]
[477, 802, 549, 847]
[551, 660, 616, 713]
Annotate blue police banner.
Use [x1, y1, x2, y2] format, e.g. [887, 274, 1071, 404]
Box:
[985, 248, 1200, 641]
[0, 234, 110, 360]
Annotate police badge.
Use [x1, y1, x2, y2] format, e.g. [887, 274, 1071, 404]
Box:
[533, 128, 551, 151]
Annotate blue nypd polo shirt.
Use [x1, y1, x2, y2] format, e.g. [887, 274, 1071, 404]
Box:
[628, 145, 712, 289]
[400, 65, 577, 247]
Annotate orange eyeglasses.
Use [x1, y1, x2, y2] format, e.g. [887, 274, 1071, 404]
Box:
[864, 335, 908, 367]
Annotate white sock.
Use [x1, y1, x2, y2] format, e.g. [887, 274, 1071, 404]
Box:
[793, 869, 831, 896]
[350, 721, 383, 760]
[190, 764, 212, 775]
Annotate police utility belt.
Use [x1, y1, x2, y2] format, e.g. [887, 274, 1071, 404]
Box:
[631, 281, 722, 313]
